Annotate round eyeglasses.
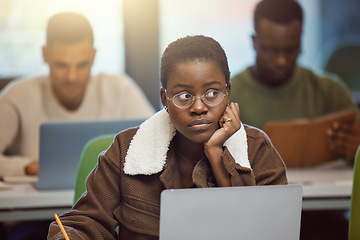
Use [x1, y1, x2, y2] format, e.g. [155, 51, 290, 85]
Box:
[165, 88, 228, 109]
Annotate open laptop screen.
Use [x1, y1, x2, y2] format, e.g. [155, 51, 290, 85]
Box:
[160, 185, 302, 240]
[37, 119, 144, 190]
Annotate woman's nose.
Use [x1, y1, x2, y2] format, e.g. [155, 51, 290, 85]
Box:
[189, 96, 208, 114]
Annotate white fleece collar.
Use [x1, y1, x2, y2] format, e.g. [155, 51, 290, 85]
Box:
[124, 109, 251, 175]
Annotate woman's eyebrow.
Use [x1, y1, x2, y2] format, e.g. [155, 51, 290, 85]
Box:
[172, 83, 193, 89]
[203, 81, 223, 88]
[171, 81, 223, 90]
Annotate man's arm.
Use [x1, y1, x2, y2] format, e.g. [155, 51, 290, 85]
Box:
[0, 96, 33, 176]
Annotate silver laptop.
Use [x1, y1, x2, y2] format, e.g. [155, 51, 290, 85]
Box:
[37, 119, 144, 190]
[160, 185, 302, 240]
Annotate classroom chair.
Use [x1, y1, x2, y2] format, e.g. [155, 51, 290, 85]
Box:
[73, 134, 115, 204]
[349, 145, 360, 239]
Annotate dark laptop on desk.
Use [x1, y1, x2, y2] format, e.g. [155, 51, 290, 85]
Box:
[37, 119, 145, 190]
[160, 185, 302, 240]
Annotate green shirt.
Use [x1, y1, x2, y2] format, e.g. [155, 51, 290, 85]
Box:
[229, 66, 360, 129]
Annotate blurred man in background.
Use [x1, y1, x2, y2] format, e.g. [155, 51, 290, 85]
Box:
[229, 0, 357, 239]
[0, 12, 155, 177]
[0, 12, 154, 240]
[230, 0, 360, 161]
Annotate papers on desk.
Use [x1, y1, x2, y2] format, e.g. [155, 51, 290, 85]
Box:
[310, 158, 351, 169]
[335, 180, 353, 186]
[287, 160, 353, 187]
[0, 181, 12, 190]
[0, 175, 38, 190]
[1, 175, 39, 184]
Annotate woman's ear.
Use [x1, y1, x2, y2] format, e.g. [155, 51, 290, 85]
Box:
[160, 88, 168, 111]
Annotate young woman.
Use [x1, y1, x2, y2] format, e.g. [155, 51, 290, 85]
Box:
[48, 35, 287, 239]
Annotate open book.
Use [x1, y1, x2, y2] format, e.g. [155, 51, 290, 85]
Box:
[263, 110, 356, 167]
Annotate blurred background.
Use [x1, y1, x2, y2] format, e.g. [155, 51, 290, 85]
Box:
[0, 0, 359, 110]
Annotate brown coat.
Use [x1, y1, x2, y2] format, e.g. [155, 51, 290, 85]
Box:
[48, 125, 287, 239]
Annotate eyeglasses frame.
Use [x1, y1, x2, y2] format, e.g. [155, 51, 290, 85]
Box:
[164, 85, 229, 109]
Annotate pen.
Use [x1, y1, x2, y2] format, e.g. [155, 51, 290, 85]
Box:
[54, 213, 70, 240]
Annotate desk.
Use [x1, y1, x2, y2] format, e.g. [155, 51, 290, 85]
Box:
[287, 167, 353, 210]
[0, 183, 73, 222]
[0, 167, 354, 222]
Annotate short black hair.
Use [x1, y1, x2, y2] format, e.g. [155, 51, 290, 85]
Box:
[160, 35, 230, 88]
[254, 0, 303, 32]
[46, 12, 93, 45]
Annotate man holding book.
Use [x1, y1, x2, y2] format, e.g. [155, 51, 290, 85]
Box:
[229, 0, 360, 161]
[230, 0, 358, 239]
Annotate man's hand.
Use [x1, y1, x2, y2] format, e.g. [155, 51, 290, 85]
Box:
[25, 160, 39, 175]
[327, 122, 360, 159]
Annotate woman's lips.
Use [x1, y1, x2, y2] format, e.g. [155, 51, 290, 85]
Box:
[188, 119, 212, 130]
